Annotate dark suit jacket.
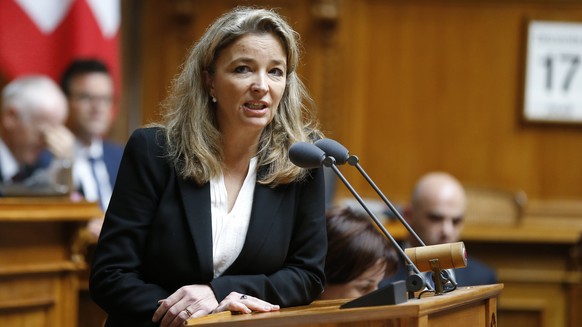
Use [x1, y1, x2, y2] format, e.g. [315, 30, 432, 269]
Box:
[101, 140, 124, 187]
[0, 150, 52, 183]
[380, 251, 497, 289]
[0, 150, 55, 196]
[90, 127, 327, 327]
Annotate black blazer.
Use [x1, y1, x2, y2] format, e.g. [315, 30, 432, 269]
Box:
[90, 127, 327, 327]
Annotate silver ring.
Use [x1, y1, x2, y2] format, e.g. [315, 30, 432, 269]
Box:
[184, 308, 193, 317]
[240, 294, 248, 300]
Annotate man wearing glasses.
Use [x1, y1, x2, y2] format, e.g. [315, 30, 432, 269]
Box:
[60, 59, 123, 237]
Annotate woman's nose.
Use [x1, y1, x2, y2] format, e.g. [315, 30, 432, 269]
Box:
[251, 74, 268, 93]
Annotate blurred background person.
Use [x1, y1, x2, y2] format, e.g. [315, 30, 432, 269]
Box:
[60, 58, 123, 211]
[60, 59, 124, 237]
[321, 206, 398, 300]
[381, 172, 497, 288]
[0, 75, 73, 192]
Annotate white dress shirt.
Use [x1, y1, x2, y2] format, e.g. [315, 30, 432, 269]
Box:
[210, 157, 257, 278]
[72, 139, 113, 209]
[0, 138, 20, 183]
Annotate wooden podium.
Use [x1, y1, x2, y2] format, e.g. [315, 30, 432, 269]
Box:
[186, 284, 503, 327]
[0, 197, 101, 327]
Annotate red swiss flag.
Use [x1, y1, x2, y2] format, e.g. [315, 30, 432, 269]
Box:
[0, 0, 120, 90]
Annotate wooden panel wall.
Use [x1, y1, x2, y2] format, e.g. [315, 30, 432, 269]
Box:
[132, 0, 582, 202]
[331, 0, 582, 201]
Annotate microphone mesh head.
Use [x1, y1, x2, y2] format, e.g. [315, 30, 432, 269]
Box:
[289, 142, 326, 168]
[314, 138, 349, 165]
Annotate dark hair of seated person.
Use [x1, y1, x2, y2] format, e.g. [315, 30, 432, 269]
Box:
[322, 206, 398, 299]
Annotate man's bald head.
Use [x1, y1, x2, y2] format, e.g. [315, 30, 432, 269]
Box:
[406, 172, 466, 246]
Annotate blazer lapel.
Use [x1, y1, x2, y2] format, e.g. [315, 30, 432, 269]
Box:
[177, 177, 214, 281]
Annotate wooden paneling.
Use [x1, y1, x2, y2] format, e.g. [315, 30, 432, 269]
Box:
[129, 0, 582, 201]
[466, 239, 581, 327]
[330, 0, 582, 201]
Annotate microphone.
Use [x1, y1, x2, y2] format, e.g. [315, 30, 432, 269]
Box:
[405, 242, 467, 272]
[313, 138, 349, 165]
[288, 142, 326, 168]
[405, 242, 467, 295]
[289, 142, 432, 295]
[312, 138, 464, 295]
[314, 138, 425, 247]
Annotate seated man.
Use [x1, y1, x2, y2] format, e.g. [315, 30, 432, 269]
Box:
[320, 206, 398, 299]
[381, 172, 497, 288]
[0, 75, 73, 194]
[60, 59, 124, 238]
[60, 58, 123, 211]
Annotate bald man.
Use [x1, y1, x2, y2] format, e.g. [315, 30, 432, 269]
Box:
[406, 172, 467, 247]
[381, 172, 497, 288]
[0, 75, 74, 192]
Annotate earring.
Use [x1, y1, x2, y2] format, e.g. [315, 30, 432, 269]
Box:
[212, 97, 217, 103]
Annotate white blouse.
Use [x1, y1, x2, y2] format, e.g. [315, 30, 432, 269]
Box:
[210, 157, 257, 278]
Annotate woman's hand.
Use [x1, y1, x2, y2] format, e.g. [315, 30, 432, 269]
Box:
[213, 292, 280, 314]
[152, 284, 218, 327]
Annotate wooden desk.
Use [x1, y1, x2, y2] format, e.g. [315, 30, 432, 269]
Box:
[383, 220, 582, 327]
[0, 197, 101, 327]
[461, 224, 582, 327]
[186, 284, 503, 327]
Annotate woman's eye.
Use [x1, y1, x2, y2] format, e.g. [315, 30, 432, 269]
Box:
[270, 68, 284, 77]
[356, 285, 369, 293]
[356, 283, 375, 294]
[234, 66, 250, 73]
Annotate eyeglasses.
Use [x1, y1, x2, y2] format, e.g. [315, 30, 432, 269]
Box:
[70, 92, 114, 106]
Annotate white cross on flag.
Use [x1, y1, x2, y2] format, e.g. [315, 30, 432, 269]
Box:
[0, 0, 120, 88]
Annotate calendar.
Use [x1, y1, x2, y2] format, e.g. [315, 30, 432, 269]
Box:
[524, 20, 582, 123]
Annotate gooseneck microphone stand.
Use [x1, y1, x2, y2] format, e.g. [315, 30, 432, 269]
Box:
[321, 156, 434, 294]
[314, 138, 426, 246]
[314, 139, 462, 294]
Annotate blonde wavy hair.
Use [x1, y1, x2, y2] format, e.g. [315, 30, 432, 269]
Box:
[158, 6, 322, 186]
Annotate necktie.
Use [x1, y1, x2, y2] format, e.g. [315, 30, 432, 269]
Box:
[88, 157, 105, 209]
